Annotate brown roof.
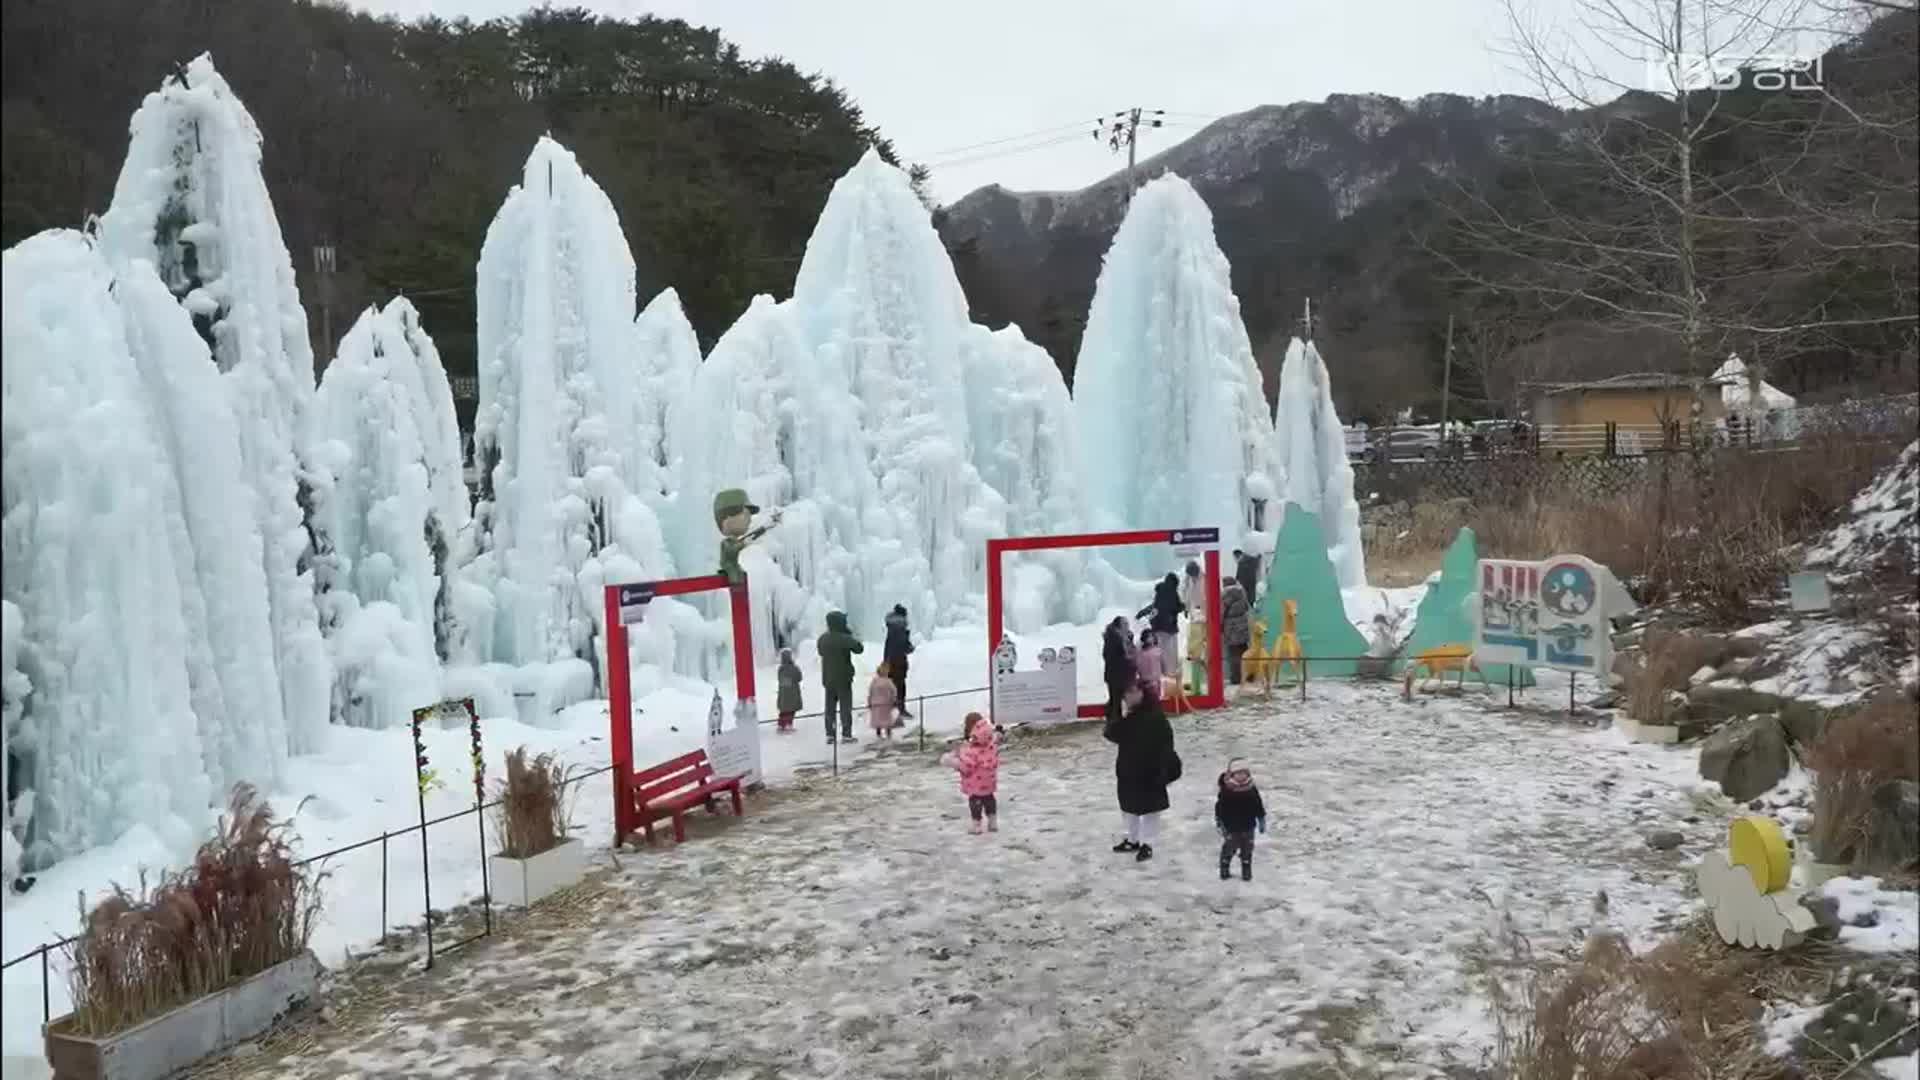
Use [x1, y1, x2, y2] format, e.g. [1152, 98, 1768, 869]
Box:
[1526, 372, 1733, 395]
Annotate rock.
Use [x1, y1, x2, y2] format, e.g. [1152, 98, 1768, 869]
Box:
[928, 946, 953, 961]
[1863, 779, 1920, 873]
[1720, 656, 1757, 680]
[948, 992, 980, 1005]
[1698, 715, 1792, 802]
[1793, 818, 1813, 835]
[1687, 680, 1788, 719]
[1749, 799, 1767, 811]
[230, 1043, 262, 1060]
[1689, 665, 1720, 687]
[1646, 830, 1685, 851]
[1588, 690, 1621, 710]
[1613, 627, 1647, 651]
[1803, 894, 1843, 940]
[1776, 700, 1829, 749]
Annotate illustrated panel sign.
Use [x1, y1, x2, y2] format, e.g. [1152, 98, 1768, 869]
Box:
[1473, 555, 1614, 673]
[1169, 526, 1220, 558]
[991, 638, 1078, 726]
[705, 693, 763, 787]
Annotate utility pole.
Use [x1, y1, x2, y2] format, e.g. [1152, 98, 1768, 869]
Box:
[1298, 297, 1314, 341]
[1094, 108, 1166, 204]
[1441, 312, 1454, 438]
[312, 242, 337, 363]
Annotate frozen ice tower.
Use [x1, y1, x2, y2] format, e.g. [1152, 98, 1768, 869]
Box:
[96, 54, 333, 753]
[1274, 338, 1366, 589]
[471, 137, 669, 691]
[1071, 174, 1282, 575]
[3, 231, 215, 868]
[314, 301, 465, 726]
[787, 147, 997, 631]
[633, 288, 702, 500]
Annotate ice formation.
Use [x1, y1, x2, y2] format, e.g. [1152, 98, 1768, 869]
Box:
[633, 288, 702, 500]
[1070, 174, 1282, 575]
[96, 54, 332, 754]
[3, 232, 214, 867]
[314, 301, 467, 726]
[1273, 338, 1366, 589]
[471, 138, 670, 696]
[960, 324, 1103, 629]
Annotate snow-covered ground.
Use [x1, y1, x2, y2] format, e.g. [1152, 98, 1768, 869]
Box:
[178, 683, 1722, 1079]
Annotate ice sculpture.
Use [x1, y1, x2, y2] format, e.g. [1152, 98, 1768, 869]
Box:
[314, 301, 466, 725]
[96, 54, 332, 753]
[3, 231, 214, 866]
[634, 288, 701, 499]
[1071, 174, 1281, 575]
[471, 137, 669, 689]
[1274, 338, 1366, 590]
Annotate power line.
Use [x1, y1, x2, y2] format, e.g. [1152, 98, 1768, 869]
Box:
[926, 131, 1091, 169]
[921, 119, 1100, 160]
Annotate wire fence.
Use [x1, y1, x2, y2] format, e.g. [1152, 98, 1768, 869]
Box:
[0, 652, 1559, 1035]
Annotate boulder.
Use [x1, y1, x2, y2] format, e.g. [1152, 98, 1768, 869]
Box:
[1646, 830, 1685, 851]
[1698, 715, 1792, 802]
[1776, 700, 1829, 749]
[1863, 779, 1920, 873]
[1687, 680, 1789, 719]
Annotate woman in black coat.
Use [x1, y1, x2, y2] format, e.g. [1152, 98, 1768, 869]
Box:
[1136, 573, 1185, 645]
[1101, 616, 1135, 724]
[1105, 682, 1177, 861]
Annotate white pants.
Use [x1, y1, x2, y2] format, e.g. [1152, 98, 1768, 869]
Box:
[1123, 812, 1161, 844]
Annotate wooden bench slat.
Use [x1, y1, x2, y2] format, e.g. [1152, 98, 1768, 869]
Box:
[626, 749, 748, 845]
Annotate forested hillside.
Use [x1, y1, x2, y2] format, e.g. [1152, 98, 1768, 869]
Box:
[1, 0, 915, 396]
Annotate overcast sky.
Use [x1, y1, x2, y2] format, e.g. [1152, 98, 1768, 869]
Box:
[353, 0, 1831, 203]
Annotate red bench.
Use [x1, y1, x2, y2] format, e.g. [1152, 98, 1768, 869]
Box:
[630, 749, 745, 844]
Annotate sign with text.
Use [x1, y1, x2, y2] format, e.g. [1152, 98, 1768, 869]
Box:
[706, 698, 763, 787]
[1473, 555, 1617, 674]
[617, 584, 655, 625]
[991, 644, 1077, 727]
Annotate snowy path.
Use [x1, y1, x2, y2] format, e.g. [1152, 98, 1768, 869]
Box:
[221, 685, 1712, 1080]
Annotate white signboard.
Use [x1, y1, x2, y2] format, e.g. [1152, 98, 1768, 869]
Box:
[1472, 554, 1621, 675]
[991, 640, 1077, 726]
[706, 697, 763, 787]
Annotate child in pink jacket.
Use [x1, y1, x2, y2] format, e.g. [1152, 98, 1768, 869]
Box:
[1134, 629, 1166, 700]
[868, 662, 900, 740]
[944, 712, 1001, 834]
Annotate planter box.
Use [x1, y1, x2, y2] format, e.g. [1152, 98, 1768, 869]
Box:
[44, 950, 321, 1080]
[490, 836, 586, 908]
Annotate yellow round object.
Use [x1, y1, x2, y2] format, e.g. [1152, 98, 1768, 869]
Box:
[1727, 816, 1791, 894]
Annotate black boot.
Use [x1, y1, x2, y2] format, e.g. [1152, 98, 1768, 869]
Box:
[1240, 860, 1252, 882]
[1135, 844, 1154, 862]
[1219, 863, 1232, 881]
[1113, 839, 1139, 853]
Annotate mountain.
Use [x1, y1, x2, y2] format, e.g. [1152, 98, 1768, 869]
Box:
[939, 93, 1567, 408]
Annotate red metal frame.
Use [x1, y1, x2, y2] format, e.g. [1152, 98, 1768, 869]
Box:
[603, 574, 756, 847]
[985, 530, 1224, 717]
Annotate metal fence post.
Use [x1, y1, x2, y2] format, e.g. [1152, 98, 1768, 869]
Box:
[917, 696, 925, 753]
[41, 945, 50, 1024]
[476, 805, 492, 938]
[379, 831, 389, 946]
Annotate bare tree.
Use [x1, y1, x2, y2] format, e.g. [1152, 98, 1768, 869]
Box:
[1434, 0, 1915, 393]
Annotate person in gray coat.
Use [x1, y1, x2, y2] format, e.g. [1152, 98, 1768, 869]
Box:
[1219, 578, 1251, 685]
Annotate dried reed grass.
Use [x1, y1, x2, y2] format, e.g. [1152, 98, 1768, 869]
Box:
[1804, 691, 1920, 867]
[64, 785, 323, 1036]
[492, 746, 577, 859]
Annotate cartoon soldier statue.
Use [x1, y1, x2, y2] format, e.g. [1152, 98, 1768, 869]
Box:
[713, 488, 780, 586]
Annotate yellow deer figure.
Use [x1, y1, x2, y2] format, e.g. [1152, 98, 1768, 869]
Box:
[1402, 642, 1489, 700]
[1271, 599, 1305, 686]
[1242, 616, 1274, 695]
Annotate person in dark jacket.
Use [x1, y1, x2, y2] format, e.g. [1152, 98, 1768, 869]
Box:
[883, 604, 914, 722]
[1136, 573, 1184, 645]
[1104, 682, 1177, 862]
[1214, 757, 1267, 881]
[1233, 548, 1261, 601]
[817, 610, 864, 743]
[1102, 617, 1135, 724]
[774, 648, 803, 733]
[1218, 579, 1251, 685]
